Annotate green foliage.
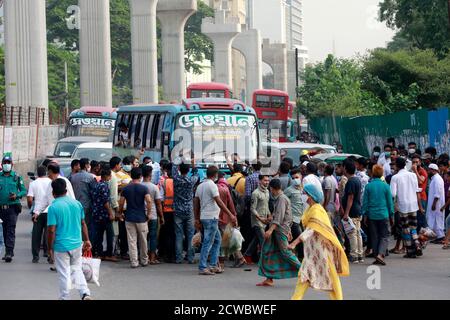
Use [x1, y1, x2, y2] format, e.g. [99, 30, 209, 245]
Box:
[47, 43, 80, 113]
[379, 0, 450, 56]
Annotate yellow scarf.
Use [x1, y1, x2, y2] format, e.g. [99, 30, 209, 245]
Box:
[301, 203, 350, 277]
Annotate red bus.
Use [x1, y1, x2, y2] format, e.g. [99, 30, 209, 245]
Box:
[187, 82, 232, 99]
[252, 89, 291, 142]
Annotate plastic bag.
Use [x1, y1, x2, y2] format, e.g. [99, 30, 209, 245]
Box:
[341, 218, 356, 235]
[81, 250, 101, 287]
[192, 231, 202, 250]
[222, 225, 244, 256]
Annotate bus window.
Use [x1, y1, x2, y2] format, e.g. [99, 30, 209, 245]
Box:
[155, 114, 165, 150]
[190, 90, 206, 98]
[133, 115, 146, 149]
[151, 115, 160, 149]
[145, 114, 155, 149]
[128, 116, 138, 149]
[255, 95, 270, 108]
[272, 96, 286, 108]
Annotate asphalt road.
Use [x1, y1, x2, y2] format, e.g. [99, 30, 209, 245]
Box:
[0, 212, 449, 300]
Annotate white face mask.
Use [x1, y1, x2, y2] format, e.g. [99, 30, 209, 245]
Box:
[292, 178, 302, 186]
[373, 152, 380, 157]
[408, 148, 416, 154]
[2, 164, 12, 172]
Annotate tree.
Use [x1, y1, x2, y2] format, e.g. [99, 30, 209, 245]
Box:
[379, 0, 450, 57]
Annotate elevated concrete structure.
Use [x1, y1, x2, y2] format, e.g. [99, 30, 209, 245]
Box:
[4, 0, 49, 122]
[232, 28, 263, 106]
[157, 0, 197, 102]
[262, 39, 288, 92]
[79, 0, 113, 107]
[202, 9, 241, 87]
[130, 0, 159, 104]
[287, 49, 297, 100]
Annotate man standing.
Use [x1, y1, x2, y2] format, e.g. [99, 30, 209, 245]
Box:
[0, 155, 27, 263]
[27, 166, 52, 263]
[68, 159, 80, 181]
[172, 158, 197, 264]
[141, 165, 164, 265]
[244, 175, 271, 264]
[119, 167, 152, 268]
[194, 166, 236, 275]
[284, 169, 304, 259]
[411, 154, 428, 232]
[390, 157, 423, 258]
[426, 164, 446, 243]
[159, 162, 176, 263]
[47, 178, 92, 300]
[108, 157, 121, 257]
[70, 158, 96, 241]
[242, 162, 262, 252]
[227, 164, 246, 197]
[341, 160, 363, 263]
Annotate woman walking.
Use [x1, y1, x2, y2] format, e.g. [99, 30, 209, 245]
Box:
[290, 183, 349, 300]
[362, 165, 394, 265]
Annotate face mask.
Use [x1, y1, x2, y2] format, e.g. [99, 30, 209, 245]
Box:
[373, 152, 380, 157]
[408, 148, 416, 154]
[292, 178, 302, 186]
[123, 165, 132, 172]
[2, 164, 12, 172]
[385, 152, 391, 158]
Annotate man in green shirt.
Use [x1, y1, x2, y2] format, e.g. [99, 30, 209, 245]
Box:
[0, 155, 27, 262]
[284, 168, 304, 259]
[244, 175, 271, 263]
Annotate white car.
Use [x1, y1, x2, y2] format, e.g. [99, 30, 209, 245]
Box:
[262, 142, 337, 167]
[72, 142, 113, 162]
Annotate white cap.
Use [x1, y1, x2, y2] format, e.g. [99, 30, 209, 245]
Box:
[428, 163, 439, 171]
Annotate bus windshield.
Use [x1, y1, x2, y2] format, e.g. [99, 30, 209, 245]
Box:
[66, 117, 116, 138]
[174, 112, 258, 165]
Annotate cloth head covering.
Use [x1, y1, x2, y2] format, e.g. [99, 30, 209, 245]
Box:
[303, 183, 324, 204]
[428, 163, 439, 171]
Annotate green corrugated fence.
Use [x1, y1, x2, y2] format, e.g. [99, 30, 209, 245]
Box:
[310, 107, 450, 156]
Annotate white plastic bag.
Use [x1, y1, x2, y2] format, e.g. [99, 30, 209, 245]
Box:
[341, 218, 356, 235]
[81, 253, 101, 287]
[222, 225, 245, 256]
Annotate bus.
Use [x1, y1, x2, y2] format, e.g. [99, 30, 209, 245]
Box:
[252, 89, 291, 142]
[187, 82, 233, 99]
[65, 106, 117, 139]
[113, 98, 260, 176]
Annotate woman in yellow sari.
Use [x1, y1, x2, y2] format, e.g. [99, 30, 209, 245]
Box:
[289, 183, 350, 300]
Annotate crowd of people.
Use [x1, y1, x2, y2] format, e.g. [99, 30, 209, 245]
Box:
[0, 137, 449, 300]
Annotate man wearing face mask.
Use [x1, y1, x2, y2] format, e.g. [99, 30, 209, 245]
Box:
[284, 169, 305, 259]
[0, 155, 27, 263]
[407, 142, 417, 159]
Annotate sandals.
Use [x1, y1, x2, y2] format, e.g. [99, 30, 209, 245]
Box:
[442, 244, 450, 250]
[199, 269, 215, 276]
[373, 257, 386, 266]
[231, 259, 246, 268]
[389, 248, 405, 254]
[149, 260, 161, 265]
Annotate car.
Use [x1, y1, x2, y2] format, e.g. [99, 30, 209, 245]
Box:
[51, 136, 108, 158]
[72, 142, 113, 162]
[311, 153, 363, 165]
[262, 142, 337, 167]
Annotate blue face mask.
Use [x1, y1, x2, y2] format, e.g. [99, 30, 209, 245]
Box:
[123, 165, 132, 172]
[292, 178, 302, 186]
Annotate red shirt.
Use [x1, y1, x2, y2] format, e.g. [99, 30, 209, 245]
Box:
[417, 167, 428, 201]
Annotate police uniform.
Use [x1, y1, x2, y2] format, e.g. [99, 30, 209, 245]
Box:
[0, 169, 27, 259]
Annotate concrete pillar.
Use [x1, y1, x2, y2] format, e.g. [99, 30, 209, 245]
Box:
[262, 39, 288, 92]
[4, 0, 49, 122]
[79, 0, 113, 107]
[202, 10, 241, 87]
[157, 0, 197, 102]
[130, 0, 159, 104]
[287, 50, 297, 101]
[232, 28, 263, 106]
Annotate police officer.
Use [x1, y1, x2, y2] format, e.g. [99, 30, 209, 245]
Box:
[0, 155, 27, 262]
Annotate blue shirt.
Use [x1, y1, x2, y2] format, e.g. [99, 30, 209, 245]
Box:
[172, 165, 199, 217]
[361, 178, 394, 220]
[47, 196, 85, 252]
[92, 181, 111, 222]
[122, 183, 149, 223]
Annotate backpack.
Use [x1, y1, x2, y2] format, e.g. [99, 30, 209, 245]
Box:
[229, 177, 246, 218]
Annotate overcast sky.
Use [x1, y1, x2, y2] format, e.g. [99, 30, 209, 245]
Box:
[303, 0, 396, 62]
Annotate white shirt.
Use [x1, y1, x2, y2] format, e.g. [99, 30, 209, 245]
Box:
[427, 173, 445, 215]
[27, 177, 52, 215]
[195, 179, 220, 220]
[390, 169, 420, 213]
[44, 175, 76, 213]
